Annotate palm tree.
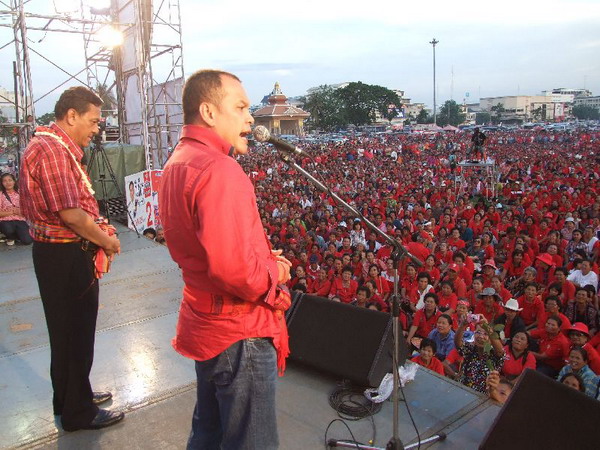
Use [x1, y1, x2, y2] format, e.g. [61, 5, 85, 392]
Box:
[95, 83, 117, 112]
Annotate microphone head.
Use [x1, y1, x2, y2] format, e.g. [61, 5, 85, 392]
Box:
[252, 125, 271, 143]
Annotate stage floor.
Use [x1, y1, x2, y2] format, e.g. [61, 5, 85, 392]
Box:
[0, 225, 500, 449]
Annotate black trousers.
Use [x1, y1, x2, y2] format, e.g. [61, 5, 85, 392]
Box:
[0, 220, 32, 244]
[32, 241, 99, 430]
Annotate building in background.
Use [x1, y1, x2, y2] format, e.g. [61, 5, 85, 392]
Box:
[0, 87, 16, 121]
[253, 82, 310, 136]
[573, 95, 600, 112]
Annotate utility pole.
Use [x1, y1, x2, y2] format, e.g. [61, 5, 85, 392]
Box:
[429, 38, 439, 125]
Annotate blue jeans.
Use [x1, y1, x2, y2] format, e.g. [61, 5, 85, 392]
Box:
[187, 338, 279, 450]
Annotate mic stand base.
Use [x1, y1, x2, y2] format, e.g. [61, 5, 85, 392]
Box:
[328, 432, 446, 449]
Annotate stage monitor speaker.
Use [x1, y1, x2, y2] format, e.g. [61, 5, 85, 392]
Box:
[480, 368, 600, 450]
[285, 293, 406, 387]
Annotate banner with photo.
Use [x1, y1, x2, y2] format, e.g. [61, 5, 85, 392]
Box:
[125, 169, 163, 233]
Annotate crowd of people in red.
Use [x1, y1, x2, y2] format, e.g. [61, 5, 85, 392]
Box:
[239, 127, 600, 399]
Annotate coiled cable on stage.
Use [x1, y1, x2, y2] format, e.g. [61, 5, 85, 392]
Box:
[328, 382, 383, 420]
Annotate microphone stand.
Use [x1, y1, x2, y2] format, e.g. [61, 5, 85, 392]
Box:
[277, 152, 445, 449]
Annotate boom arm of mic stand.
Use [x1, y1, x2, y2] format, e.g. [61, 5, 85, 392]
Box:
[278, 152, 423, 267]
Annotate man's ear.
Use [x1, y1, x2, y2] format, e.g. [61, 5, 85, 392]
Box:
[199, 102, 216, 127]
[65, 108, 78, 126]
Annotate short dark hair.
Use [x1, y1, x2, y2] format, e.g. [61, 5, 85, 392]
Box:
[182, 69, 240, 124]
[420, 338, 437, 354]
[0, 173, 17, 194]
[54, 86, 102, 119]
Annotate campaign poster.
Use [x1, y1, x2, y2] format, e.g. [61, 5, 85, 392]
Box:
[124, 169, 163, 233]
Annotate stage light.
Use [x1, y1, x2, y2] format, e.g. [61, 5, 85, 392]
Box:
[96, 26, 124, 48]
[90, 0, 112, 15]
[53, 0, 80, 15]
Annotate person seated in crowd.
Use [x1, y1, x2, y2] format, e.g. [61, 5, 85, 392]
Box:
[560, 372, 587, 395]
[351, 286, 370, 308]
[0, 173, 32, 246]
[361, 280, 390, 313]
[310, 268, 332, 297]
[155, 226, 166, 245]
[494, 298, 526, 344]
[411, 338, 445, 376]
[553, 267, 576, 306]
[406, 293, 441, 345]
[474, 287, 505, 323]
[565, 323, 600, 374]
[530, 316, 571, 378]
[564, 287, 598, 336]
[557, 347, 599, 398]
[511, 266, 538, 298]
[427, 314, 456, 361]
[365, 264, 391, 302]
[465, 277, 484, 308]
[567, 259, 598, 290]
[410, 272, 435, 311]
[328, 266, 358, 304]
[437, 281, 458, 315]
[490, 275, 512, 304]
[422, 254, 441, 283]
[501, 331, 536, 380]
[143, 227, 156, 240]
[536, 295, 571, 332]
[454, 315, 505, 393]
[517, 282, 544, 329]
[485, 371, 514, 404]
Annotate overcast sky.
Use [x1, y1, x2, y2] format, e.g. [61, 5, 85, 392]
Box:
[1, 0, 599, 115]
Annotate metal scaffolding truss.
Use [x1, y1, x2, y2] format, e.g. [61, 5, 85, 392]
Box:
[455, 160, 498, 200]
[0, 0, 184, 169]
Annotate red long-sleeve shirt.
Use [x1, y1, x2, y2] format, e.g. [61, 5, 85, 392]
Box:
[159, 125, 287, 369]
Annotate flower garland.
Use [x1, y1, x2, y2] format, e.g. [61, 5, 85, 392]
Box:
[35, 127, 95, 196]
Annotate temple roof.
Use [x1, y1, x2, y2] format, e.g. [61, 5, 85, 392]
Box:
[254, 82, 310, 118]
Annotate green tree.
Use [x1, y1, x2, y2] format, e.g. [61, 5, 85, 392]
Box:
[301, 85, 347, 131]
[490, 102, 505, 124]
[336, 82, 401, 126]
[476, 112, 491, 125]
[37, 111, 56, 125]
[96, 83, 117, 112]
[531, 106, 543, 122]
[572, 105, 599, 120]
[437, 100, 466, 126]
[416, 109, 430, 124]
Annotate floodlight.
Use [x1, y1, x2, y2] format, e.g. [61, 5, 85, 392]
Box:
[90, 0, 112, 15]
[53, 0, 80, 15]
[96, 26, 124, 48]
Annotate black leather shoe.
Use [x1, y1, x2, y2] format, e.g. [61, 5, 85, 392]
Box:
[84, 409, 124, 430]
[92, 391, 113, 405]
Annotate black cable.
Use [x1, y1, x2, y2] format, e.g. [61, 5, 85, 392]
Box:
[325, 381, 380, 448]
[398, 380, 421, 450]
[324, 418, 361, 450]
[329, 382, 383, 420]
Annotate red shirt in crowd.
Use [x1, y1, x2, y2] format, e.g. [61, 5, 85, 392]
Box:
[530, 328, 570, 370]
[411, 355, 445, 375]
[311, 278, 332, 297]
[329, 278, 358, 303]
[501, 346, 537, 378]
[474, 301, 505, 323]
[412, 309, 442, 338]
[517, 295, 545, 326]
[159, 125, 287, 370]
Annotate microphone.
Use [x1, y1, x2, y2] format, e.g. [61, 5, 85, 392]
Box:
[252, 126, 304, 156]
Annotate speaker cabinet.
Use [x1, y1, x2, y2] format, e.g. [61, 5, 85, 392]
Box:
[286, 293, 406, 387]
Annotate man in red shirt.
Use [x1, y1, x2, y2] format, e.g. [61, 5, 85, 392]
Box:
[20, 87, 123, 431]
[530, 316, 570, 378]
[159, 71, 292, 449]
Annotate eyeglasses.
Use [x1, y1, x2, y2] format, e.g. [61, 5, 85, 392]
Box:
[570, 332, 586, 338]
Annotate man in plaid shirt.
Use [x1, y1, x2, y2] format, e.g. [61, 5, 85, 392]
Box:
[20, 87, 123, 431]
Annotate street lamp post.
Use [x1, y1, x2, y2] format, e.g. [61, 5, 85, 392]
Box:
[429, 38, 439, 125]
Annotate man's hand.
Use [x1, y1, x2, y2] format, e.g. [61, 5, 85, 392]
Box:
[104, 235, 121, 257]
[272, 249, 292, 284]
